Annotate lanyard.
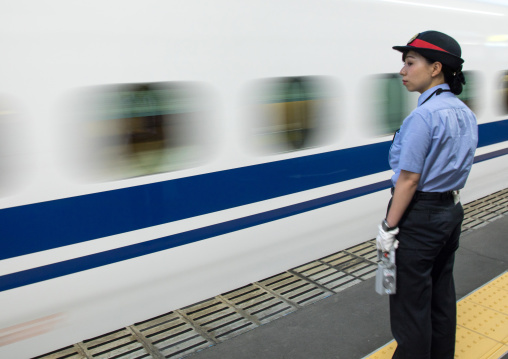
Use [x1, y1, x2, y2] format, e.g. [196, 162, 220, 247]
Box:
[420, 88, 451, 106]
[392, 88, 451, 143]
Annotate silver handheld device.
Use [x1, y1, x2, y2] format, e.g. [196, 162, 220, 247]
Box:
[375, 247, 396, 295]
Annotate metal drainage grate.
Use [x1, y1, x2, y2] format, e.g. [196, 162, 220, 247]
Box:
[257, 271, 333, 307]
[290, 241, 378, 295]
[345, 241, 378, 263]
[292, 259, 360, 293]
[33, 187, 508, 359]
[132, 311, 212, 359]
[179, 298, 257, 343]
[221, 283, 296, 325]
[32, 345, 84, 359]
[462, 188, 508, 232]
[79, 328, 152, 359]
[343, 241, 378, 280]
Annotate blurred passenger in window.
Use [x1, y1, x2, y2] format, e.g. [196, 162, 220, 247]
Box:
[63, 82, 212, 181]
[368, 74, 410, 136]
[248, 76, 335, 154]
[457, 71, 480, 114]
[0, 96, 31, 196]
[500, 71, 508, 115]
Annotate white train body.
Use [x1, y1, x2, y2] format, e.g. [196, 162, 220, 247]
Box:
[1, 1, 508, 357]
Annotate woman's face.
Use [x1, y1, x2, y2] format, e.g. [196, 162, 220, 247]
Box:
[399, 51, 437, 94]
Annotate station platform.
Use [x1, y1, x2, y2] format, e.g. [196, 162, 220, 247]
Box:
[35, 189, 508, 359]
[187, 215, 508, 359]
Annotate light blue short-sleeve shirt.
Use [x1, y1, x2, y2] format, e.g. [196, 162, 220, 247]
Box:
[389, 84, 478, 192]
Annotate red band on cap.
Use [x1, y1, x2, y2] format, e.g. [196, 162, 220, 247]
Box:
[409, 39, 450, 53]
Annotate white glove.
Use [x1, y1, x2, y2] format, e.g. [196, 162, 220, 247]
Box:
[376, 224, 399, 252]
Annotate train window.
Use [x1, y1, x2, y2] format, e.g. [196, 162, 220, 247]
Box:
[248, 76, 336, 154]
[457, 71, 480, 113]
[63, 82, 213, 181]
[368, 74, 410, 136]
[0, 96, 31, 195]
[499, 70, 508, 115]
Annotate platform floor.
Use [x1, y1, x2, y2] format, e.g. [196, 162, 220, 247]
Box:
[186, 192, 508, 359]
[365, 272, 508, 359]
[34, 189, 508, 359]
[187, 219, 508, 359]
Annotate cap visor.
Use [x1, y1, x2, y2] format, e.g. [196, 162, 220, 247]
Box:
[392, 46, 412, 53]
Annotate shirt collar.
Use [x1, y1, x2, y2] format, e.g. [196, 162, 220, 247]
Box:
[417, 83, 451, 106]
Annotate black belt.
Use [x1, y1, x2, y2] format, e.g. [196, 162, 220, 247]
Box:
[391, 187, 453, 201]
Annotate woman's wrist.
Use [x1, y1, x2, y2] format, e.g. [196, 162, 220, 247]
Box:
[382, 218, 398, 231]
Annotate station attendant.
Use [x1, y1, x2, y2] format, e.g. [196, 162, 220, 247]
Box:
[376, 31, 478, 358]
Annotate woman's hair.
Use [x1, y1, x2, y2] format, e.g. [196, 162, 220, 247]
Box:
[402, 51, 466, 95]
[441, 65, 466, 95]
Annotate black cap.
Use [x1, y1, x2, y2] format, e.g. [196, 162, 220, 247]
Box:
[393, 30, 464, 70]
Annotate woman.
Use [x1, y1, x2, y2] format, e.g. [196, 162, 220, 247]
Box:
[376, 31, 478, 358]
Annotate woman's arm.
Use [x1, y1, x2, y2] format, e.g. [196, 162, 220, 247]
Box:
[386, 169, 421, 228]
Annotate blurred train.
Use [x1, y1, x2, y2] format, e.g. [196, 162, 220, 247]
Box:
[1, 0, 508, 357]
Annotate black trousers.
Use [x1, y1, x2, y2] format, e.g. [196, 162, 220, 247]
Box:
[388, 193, 464, 359]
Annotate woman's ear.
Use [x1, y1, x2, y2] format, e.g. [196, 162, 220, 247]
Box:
[431, 62, 443, 78]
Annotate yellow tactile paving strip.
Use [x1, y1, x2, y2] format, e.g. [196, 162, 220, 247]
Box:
[364, 272, 508, 359]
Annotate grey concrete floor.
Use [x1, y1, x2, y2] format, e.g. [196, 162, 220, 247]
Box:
[189, 215, 508, 359]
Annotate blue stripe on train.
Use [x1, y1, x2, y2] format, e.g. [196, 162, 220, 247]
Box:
[0, 119, 507, 262]
[2, 138, 508, 293]
[0, 142, 391, 260]
[1, 128, 508, 291]
[0, 180, 392, 292]
[477, 119, 508, 148]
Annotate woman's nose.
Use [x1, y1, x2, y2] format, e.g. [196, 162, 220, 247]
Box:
[399, 66, 406, 76]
